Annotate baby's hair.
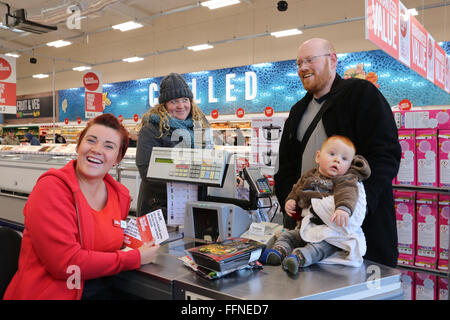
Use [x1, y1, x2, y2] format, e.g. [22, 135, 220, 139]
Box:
[322, 135, 355, 152]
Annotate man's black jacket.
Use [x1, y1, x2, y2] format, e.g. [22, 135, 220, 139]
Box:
[274, 74, 401, 267]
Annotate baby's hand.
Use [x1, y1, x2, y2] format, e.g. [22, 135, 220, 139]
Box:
[331, 209, 349, 227]
[285, 199, 297, 216]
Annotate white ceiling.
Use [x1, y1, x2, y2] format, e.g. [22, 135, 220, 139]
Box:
[0, 0, 448, 95]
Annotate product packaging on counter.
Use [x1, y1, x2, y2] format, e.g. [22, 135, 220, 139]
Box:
[123, 209, 169, 249]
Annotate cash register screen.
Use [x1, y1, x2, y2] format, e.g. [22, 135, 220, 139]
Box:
[192, 207, 220, 242]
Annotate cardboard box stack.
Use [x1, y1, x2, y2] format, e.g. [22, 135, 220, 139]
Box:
[394, 107, 449, 300]
[393, 108, 450, 188]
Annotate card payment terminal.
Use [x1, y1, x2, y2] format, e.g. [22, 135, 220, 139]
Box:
[243, 167, 272, 198]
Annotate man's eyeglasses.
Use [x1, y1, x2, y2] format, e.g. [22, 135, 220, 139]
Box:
[296, 53, 333, 68]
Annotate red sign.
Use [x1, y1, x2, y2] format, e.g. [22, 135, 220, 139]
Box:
[0, 82, 16, 109]
[398, 99, 412, 110]
[410, 16, 427, 79]
[0, 58, 12, 80]
[77, 117, 81, 124]
[264, 106, 274, 117]
[365, 0, 399, 60]
[236, 108, 245, 118]
[64, 118, 69, 124]
[83, 72, 100, 91]
[84, 70, 103, 118]
[434, 45, 446, 91]
[0, 54, 16, 114]
[85, 92, 103, 116]
[211, 109, 219, 119]
[118, 115, 123, 122]
[365, 0, 449, 94]
[133, 114, 139, 122]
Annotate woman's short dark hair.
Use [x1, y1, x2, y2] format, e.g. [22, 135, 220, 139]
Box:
[77, 113, 129, 161]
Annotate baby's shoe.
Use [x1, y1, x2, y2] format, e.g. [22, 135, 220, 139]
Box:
[259, 248, 282, 265]
[282, 253, 305, 275]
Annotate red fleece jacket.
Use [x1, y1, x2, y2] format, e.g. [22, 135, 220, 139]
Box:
[3, 160, 141, 300]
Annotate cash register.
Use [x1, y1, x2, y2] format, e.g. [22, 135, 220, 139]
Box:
[146, 147, 274, 242]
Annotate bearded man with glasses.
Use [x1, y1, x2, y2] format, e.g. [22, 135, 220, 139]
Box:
[274, 38, 401, 268]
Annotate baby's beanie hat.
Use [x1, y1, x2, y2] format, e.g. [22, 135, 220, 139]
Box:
[158, 73, 193, 104]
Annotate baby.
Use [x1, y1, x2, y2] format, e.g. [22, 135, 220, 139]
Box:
[261, 135, 371, 274]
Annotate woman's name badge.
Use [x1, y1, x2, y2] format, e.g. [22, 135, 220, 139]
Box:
[113, 219, 127, 229]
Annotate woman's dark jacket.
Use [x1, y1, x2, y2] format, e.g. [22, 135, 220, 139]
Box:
[135, 115, 190, 218]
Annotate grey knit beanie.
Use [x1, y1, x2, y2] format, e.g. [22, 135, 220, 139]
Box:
[158, 73, 193, 104]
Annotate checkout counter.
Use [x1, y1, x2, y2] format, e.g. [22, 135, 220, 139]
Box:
[115, 242, 402, 300]
[0, 145, 403, 299]
[115, 147, 403, 300]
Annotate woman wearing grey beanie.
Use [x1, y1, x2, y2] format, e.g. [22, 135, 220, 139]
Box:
[135, 73, 212, 219]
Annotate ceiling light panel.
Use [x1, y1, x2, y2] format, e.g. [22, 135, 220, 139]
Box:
[32, 74, 49, 79]
[270, 28, 303, 38]
[46, 40, 72, 48]
[5, 52, 20, 58]
[187, 44, 214, 51]
[122, 56, 144, 63]
[201, 0, 240, 10]
[72, 66, 92, 72]
[112, 21, 143, 32]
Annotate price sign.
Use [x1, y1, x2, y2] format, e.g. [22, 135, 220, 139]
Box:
[265, 106, 274, 117]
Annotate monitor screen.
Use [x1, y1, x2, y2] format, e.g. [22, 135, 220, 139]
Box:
[192, 207, 220, 242]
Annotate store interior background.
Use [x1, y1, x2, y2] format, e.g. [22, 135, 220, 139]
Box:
[0, 0, 449, 301]
[0, 0, 448, 98]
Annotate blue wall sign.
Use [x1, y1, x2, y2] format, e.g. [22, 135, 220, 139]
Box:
[56, 42, 449, 122]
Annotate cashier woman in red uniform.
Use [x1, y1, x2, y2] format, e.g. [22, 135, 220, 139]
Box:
[3, 114, 159, 300]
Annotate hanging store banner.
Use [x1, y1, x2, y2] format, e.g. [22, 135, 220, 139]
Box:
[83, 71, 103, 118]
[410, 15, 427, 79]
[434, 42, 446, 91]
[365, 0, 399, 60]
[398, 1, 410, 67]
[447, 55, 450, 92]
[365, 0, 449, 93]
[0, 54, 16, 114]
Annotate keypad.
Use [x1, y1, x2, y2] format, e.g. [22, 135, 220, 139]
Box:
[256, 179, 271, 194]
[173, 162, 221, 181]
